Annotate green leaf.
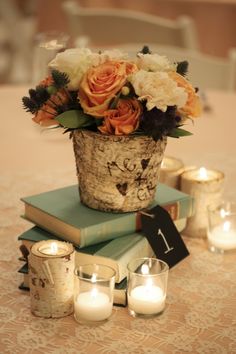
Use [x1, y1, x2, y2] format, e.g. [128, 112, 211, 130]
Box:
[168, 127, 193, 138]
[55, 110, 94, 129]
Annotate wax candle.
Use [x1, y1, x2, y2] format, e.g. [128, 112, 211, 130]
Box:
[208, 221, 236, 250]
[38, 241, 67, 256]
[128, 282, 165, 315]
[74, 264, 115, 323]
[74, 288, 112, 322]
[180, 167, 225, 238]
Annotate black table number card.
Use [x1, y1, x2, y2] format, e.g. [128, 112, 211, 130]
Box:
[140, 205, 190, 268]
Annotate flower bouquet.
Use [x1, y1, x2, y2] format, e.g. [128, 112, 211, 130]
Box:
[22, 46, 201, 212]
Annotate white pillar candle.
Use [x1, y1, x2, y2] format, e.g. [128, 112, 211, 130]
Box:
[208, 221, 236, 251]
[74, 288, 112, 322]
[180, 167, 225, 238]
[128, 283, 165, 315]
[160, 156, 184, 189]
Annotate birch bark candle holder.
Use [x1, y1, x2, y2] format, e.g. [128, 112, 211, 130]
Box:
[28, 240, 75, 318]
[180, 167, 225, 238]
[159, 156, 184, 189]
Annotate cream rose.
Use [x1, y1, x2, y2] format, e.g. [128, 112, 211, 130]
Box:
[98, 98, 142, 135]
[129, 70, 187, 112]
[136, 53, 176, 72]
[79, 60, 137, 117]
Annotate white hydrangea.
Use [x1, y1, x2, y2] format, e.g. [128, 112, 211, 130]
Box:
[136, 53, 176, 72]
[49, 48, 128, 90]
[129, 70, 187, 112]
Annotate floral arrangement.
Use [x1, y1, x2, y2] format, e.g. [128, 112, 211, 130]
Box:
[22, 46, 201, 141]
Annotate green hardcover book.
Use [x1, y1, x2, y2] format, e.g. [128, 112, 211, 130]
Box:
[18, 262, 127, 307]
[18, 226, 154, 283]
[21, 183, 194, 248]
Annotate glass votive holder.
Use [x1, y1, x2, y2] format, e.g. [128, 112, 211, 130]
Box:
[127, 258, 169, 318]
[207, 201, 236, 253]
[74, 264, 116, 324]
[31, 31, 69, 85]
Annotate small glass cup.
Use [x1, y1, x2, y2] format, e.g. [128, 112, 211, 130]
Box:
[31, 31, 69, 85]
[127, 258, 169, 318]
[207, 201, 236, 253]
[74, 264, 116, 324]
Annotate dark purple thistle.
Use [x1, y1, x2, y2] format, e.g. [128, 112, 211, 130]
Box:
[140, 106, 180, 141]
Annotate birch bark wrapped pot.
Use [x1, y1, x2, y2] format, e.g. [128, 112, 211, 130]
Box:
[72, 130, 167, 212]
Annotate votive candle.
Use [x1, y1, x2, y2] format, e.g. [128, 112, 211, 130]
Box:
[180, 167, 225, 238]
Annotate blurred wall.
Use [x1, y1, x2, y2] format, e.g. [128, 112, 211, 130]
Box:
[35, 0, 236, 57]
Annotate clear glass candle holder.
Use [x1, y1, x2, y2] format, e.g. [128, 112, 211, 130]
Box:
[74, 264, 116, 324]
[127, 258, 169, 318]
[207, 201, 236, 253]
[32, 31, 69, 85]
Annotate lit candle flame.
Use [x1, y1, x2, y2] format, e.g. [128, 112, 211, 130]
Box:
[50, 242, 58, 255]
[141, 264, 149, 275]
[91, 273, 97, 283]
[223, 221, 231, 232]
[220, 208, 227, 218]
[199, 167, 208, 180]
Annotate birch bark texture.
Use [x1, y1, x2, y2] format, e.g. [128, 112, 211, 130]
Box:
[73, 130, 167, 213]
[28, 240, 75, 318]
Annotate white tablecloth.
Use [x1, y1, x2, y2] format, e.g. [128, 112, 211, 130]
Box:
[0, 86, 236, 353]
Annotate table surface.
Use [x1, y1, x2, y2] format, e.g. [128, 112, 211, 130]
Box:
[0, 85, 236, 353]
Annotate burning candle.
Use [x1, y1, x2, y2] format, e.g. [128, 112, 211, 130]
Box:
[38, 241, 67, 256]
[74, 264, 115, 323]
[74, 288, 112, 322]
[207, 201, 236, 253]
[127, 258, 169, 318]
[28, 240, 75, 318]
[128, 280, 165, 315]
[180, 167, 225, 238]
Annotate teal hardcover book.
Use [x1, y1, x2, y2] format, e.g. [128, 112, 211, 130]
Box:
[21, 183, 193, 248]
[18, 226, 154, 283]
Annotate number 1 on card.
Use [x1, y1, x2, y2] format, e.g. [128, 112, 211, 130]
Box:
[157, 228, 174, 254]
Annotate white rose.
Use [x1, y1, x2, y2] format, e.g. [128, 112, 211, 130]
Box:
[129, 70, 187, 112]
[49, 48, 128, 90]
[49, 48, 94, 90]
[136, 53, 176, 72]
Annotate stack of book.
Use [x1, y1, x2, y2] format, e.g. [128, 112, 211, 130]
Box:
[18, 183, 194, 306]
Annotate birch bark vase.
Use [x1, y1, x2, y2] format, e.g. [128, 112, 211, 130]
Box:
[72, 130, 167, 212]
[28, 240, 75, 318]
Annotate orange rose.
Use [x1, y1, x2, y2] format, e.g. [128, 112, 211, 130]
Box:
[98, 98, 142, 135]
[79, 60, 137, 117]
[169, 72, 202, 118]
[32, 90, 69, 126]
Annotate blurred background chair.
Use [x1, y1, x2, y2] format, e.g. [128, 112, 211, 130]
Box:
[0, 0, 36, 83]
[62, 0, 200, 50]
[107, 43, 236, 92]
